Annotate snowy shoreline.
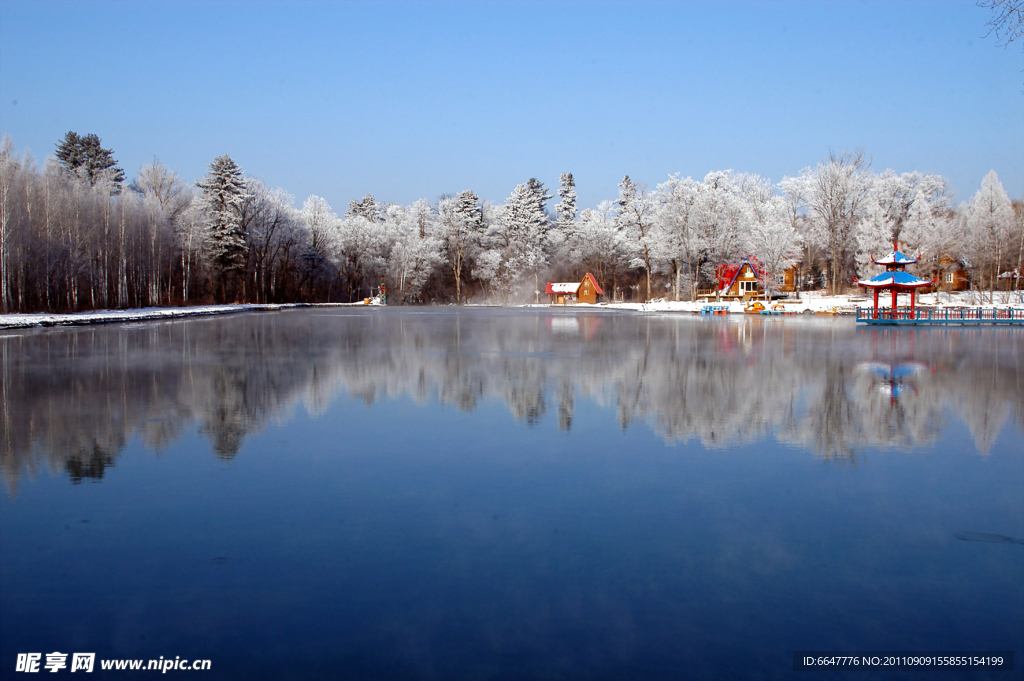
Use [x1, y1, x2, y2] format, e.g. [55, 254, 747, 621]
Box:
[2, 291, 1021, 329]
[0, 302, 367, 329]
[588, 290, 1024, 315]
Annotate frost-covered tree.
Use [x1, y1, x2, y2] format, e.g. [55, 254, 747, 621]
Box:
[175, 198, 206, 303]
[383, 202, 443, 303]
[54, 131, 125, 190]
[132, 160, 190, 305]
[569, 202, 632, 299]
[967, 170, 1015, 300]
[694, 171, 748, 299]
[346, 194, 383, 223]
[301, 195, 339, 258]
[854, 171, 952, 279]
[746, 195, 801, 298]
[798, 151, 871, 294]
[472, 249, 503, 300]
[196, 155, 249, 301]
[500, 178, 552, 300]
[439, 190, 483, 303]
[733, 172, 800, 298]
[656, 174, 701, 300]
[555, 172, 577, 230]
[616, 176, 658, 301]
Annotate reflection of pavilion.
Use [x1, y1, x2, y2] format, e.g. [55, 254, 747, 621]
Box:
[857, 361, 929, 406]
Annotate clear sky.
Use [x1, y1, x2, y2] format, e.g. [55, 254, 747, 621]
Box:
[1, 0, 1021, 211]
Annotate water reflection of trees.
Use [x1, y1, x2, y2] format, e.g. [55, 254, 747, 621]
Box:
[2, 310, 1021, 489]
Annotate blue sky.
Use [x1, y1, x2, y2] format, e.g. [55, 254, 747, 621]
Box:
[1, 0, 1021, 210]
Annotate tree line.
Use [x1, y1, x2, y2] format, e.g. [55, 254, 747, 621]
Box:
[1, 135, 1021, 313]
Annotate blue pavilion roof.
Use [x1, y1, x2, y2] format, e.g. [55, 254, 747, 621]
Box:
[858, 270, 931, 288]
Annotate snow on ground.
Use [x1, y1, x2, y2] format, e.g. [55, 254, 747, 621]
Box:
[544, 290, 1024, 315]
[0, 302, 368, 329]
[3, 291, 1022, 329]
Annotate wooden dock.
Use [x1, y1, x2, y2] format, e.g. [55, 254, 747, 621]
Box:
[856, 308, 1024, 325]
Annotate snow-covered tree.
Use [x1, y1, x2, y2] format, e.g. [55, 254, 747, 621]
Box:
[301, 195, 340, 258]
[655, 174, 701, 300]
[175, 197, 206, 303]
[54, 131, 125, 190]
[500, 178, 552, 300]
[616, 176, 658, 301]
[568, 201, 632, 299]
[346, 193, 383, 223]
[555, 172, 577, 230]
[797, 151, 872, 294]
[693, 171, 748, 299]
[439, 190, 484, 303]
[967, 170, 1015, 300]
[383, 202, 443, 303]
[746, 195, 801, 298]
[196, 155, 249, 301]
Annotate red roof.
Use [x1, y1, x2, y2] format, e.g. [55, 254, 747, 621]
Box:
[582, 272, 603, 295]
[715, 258, 764, 291]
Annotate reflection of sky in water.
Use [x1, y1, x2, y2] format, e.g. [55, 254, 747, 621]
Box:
[1, 309, 1022, 679]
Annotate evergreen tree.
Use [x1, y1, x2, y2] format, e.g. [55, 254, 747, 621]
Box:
[503, 178, 552, 299]
[555, 172, 577, 229]
[196, 155, 249, 299]
[346, 193, 383, 222]
[54, 131, 125, 190]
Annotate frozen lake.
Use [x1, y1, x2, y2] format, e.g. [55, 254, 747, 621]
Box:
[2, 308, 1022, 679]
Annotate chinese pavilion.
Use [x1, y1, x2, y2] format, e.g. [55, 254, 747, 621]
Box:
[857, 240, 931, 318]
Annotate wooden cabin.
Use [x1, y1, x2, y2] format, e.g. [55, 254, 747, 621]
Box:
[698, 258, 764, 300]
[779, 265, 799, 293]
[930, 256, 970, 291]
[546, 273, 604, 304]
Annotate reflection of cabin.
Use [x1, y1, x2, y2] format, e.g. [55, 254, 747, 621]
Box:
[698, 258, 765, 300]
[546, 273, 604, 304]
[546, 315, 602, 341]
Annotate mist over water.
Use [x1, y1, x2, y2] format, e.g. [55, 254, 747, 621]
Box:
[1, 309, 1022, 679]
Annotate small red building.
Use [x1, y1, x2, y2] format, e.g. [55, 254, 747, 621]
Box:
[698, 258, 764, 299]
[546, 273, 604, 304]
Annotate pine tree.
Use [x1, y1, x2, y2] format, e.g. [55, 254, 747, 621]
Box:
[502, 178, 552, 299]
[196, 155, 249, 299]
[346, 194, 382, 222]
[54, 131, 125, 190]
[556, 172, 577, 229]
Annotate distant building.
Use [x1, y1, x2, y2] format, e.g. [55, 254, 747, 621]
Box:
[928, 255, 970, 291]
[546, 273, 604, 304]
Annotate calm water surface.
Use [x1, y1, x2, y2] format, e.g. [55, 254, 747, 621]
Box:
[2, 308, 1022, 680]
